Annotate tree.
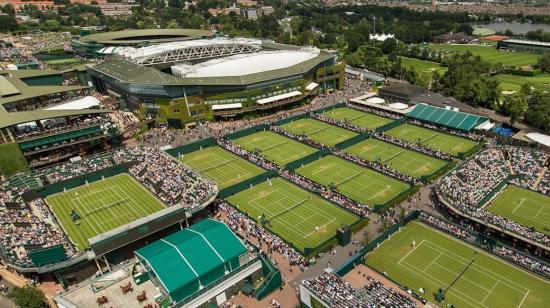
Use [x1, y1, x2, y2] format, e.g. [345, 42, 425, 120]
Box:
[537, 53, 550, 73]
[457, 23, 473, 35]
[504, 29, 514, 37]
[0, 15, 17, 33]
[502, 93, 528, 125]
[381, 38, 397, 54]
[346, 32, 365, 53]
[524, 91, 550, 132]
[8, 285, 47, 308]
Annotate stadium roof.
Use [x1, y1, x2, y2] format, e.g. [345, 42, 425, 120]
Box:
[526, 132, 550, 148]
[0, 70, 106, 129]
[79, 29, 214, 45]
[501, 39, 550, 48]
[407, 103, 488, 132]
[90, 50, 334, 86]
[176, 50, 320, 78]
[135, 219, 247, 302]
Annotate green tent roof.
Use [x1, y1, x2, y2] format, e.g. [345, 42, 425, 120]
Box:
[135, 219, 247, 299]
[407, 103, 488, 132]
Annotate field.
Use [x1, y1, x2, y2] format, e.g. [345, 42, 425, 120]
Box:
[321, 107, 394, 130]
[345, 138, 449, 178]
[227, 177, 359, 253]
[429, 44, 540, 67]
[366, 222, 550, 308]
[399, 56, 447, 81]
[46, 174, 166, 250]
[296, 155, 410, 207]
[497, 73, 550, 92]
[486, 185, 550, 236]
[44, 58, 80, 65]
[385, 123, 478, 156]
[279, 118, 358, 146]
[180, 146, 264, 189]
[233, 131, 317, 165]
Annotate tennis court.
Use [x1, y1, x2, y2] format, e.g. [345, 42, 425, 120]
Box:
[486, 185, 550, 236]
[279, 118, 358, 146]
[366, 221, 550, 308]
[296, 155, 410, 206]
[179, 146, 264, 189]
[385, 123, 478, 156]
[321, 107, 394, 130]
[46, 174, 166, 250]
[344, 138, 449, 178]
[227, 177, 359, 253]
[234, 131, 317, 165]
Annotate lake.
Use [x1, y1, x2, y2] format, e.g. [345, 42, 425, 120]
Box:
[473, 22, 550, 34]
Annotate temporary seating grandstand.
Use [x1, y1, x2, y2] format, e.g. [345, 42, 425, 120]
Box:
[407, 103, 488, 132]
[135, 219, 253, 303]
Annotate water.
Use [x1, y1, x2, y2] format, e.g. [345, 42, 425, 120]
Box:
[473, 22, 550, 34]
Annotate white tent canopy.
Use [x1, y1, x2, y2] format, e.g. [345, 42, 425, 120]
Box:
[46, 96, 100, 110]
[526, 132, 550, 148]
[366, 97, 385, 104]
[388, 102, 408, 110]
[211, 103, 242, 110]
[476, 121, 495, 131]
[257, 91, 301, 105]
[305, 82, 319, 91]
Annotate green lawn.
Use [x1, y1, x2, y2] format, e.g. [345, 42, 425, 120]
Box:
[486, 185, 550, 236]
[227, 177, 359, 253]
[46, 174, 166, 250]
[385, 123, 478, 156]
[344, 138, 449, 178]
[45, 58, 80, 65]
[280, 118, 358, 146]
[429, 44, 540, 67]
[321, 107, 394, 130]
[366, 221, 550, 308]
[233, 131, 317, 166]
[497, 73, 550, 92]
[296, 155, 410, 207]
[399, 56, 447, 80]
[179, 146, 264, 189]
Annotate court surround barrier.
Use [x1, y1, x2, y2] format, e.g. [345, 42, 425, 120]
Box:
[166, 138, 217, 157]
[373, 185, 419, 213]
[334, 133, 369, 150]
[274, 112, 309, 126]
[254, 255, 283, 299]
[28, 245, 68, 267]
[375, 117, 406, 133]
[225, 124, 269, 140]
[285, 149, 330, 170]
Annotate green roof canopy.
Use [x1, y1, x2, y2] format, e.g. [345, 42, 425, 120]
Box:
[407, 103, 488, 132]
[135, 219, 247, 302]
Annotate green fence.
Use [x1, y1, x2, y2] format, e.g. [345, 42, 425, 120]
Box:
[458, 142, 484, 159]
[285, 149, 330, 170]
[334, 210, 420, 276]
[275, 113, 310, 126]
[419, 160, 457, 183]
[166, 138, 217, 157]
[38, 164, 130, 197]
[314, 102, 346, 114]
[375, 117, 406, 133]
[477, 179, 508, 207]
[373, 185, 419, 213]
[335, 134, 369, 150]
[28, 245, 67, 266]
[218, 171, 276, 199]
[225, 124, 269, 140]
[254, 255, 283, 300]
[303, 217, 369, 257]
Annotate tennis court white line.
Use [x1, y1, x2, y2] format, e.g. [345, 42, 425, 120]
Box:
[398, 240, 425, 264]
[423, 252, 443, 272]
[512, 198, 526, 215]
[302, 218, 336, 238]
[481, 282, 499, 304]
[518, 290, 530, 308]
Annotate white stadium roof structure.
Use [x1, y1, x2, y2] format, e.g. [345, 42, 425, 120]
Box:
[114, 38, 262, 66]
[171, 48, 320, 78]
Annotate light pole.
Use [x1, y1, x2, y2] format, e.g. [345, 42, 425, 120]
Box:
[372, 16, 376, 46]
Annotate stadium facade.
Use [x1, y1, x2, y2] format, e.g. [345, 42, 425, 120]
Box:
[86, 36, 344, 127]
[496, 39, 550, 54]
[0, 68, 117, 173]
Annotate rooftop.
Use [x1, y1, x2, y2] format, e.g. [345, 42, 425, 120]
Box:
[173, 49, 320, 78]
[502, 39, 550, 47]
[78, 29, 214, 45]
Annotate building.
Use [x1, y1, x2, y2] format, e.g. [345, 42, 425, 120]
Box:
[243, 8, 258, 20]
[237, 0, 257, 6]
[261, 5, 275, 15]
[87, 37, 344, 127]
[95, 3, 138, 16]
[378, 83, 427, 103]
[497, 39, 550, 54]
[432, 32, 474, 44]
[472, 26, 496, 37]
[0, 0, 61, 10]
[0, 69, 116, 171]
[71, 28, 214, 57]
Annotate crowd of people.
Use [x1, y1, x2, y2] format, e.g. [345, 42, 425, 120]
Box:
[217, 137, 370, 217]
[420, 212, 550, 280]
[408, 119, 484, 142]
[303, 273, 416, 308]
[0, 147, 215, 267]
[438, 147, 550, 247]
[346, 103, 403, 120]
[129, 148, 215, 208]
[217, 201, 306, 268]
[0, 33, 72, 69]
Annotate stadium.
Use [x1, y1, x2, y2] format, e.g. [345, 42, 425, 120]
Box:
[83, 31, 344, 128]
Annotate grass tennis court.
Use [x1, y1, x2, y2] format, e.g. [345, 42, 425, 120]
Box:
[179, 146, 264, 189]
[385, 123, 478, 156]
[280, 118, 358, 146]
[44, 58, 80, 65]
[233, 131, 317, 165]
[345, 138, 449, 178]
[227, 177, 359, 253]
[296, 155, 410, 207]
[429, 44, 540, 67]
[46, 174, 166, 250]
[321, 107, 394, 130]
[486, 185, 550, 236]
[366, 221, 550, 308]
